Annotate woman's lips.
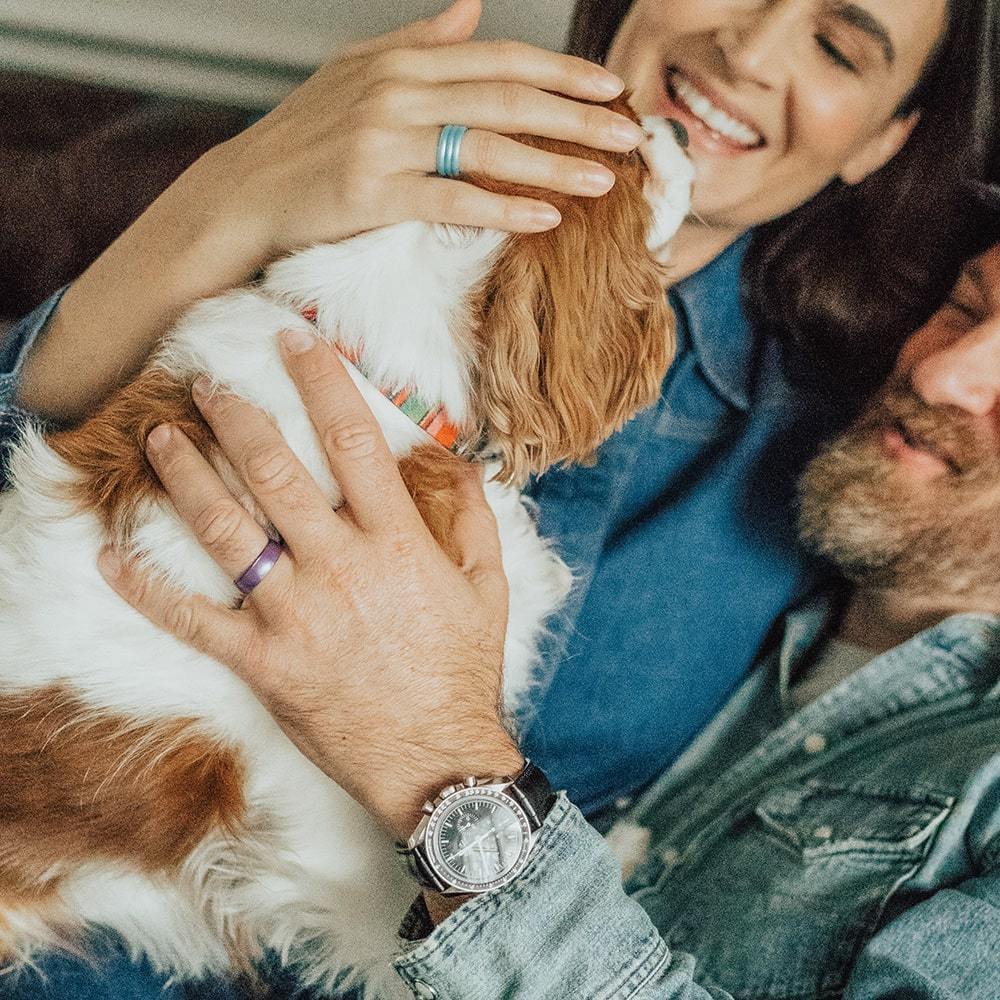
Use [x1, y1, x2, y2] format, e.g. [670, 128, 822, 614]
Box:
[657, 68, 766, 157]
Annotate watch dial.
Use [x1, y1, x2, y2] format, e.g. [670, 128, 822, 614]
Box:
[435, 796, 527, 885]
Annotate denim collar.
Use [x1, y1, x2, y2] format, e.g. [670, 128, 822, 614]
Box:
[775, 591, 1000, 711]
[670, 233, 755, 412]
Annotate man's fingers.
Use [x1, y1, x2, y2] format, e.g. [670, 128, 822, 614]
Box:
[190, 376, 346, 554]
[451, 466, 508, 610]
[278, 330, 429, 537]
[145, 424, 289, 593]
[98, 548, 250, 663]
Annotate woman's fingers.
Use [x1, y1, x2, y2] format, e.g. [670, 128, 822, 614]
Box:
[98, 548, 250, 664]
[144, 423, 279, 584]
[413, 127, 616, 196]
[410, 81, 644, 151]
[397, 174, 561, 231]
[344, 0, 480, 58]
[190, 377, 347, 554]
[278, 331, 429, 539]
[378, 39, 624, 102]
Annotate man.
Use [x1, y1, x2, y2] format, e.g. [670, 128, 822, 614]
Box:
[85, 194, 1000, 999]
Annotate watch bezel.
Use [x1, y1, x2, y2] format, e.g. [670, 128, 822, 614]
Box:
[425, 786, 533, 894]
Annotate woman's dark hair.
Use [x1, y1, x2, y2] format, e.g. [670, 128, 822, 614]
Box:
[566, 0, 1000, 399]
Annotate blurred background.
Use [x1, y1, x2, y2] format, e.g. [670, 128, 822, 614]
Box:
[0, 1, 576, 323]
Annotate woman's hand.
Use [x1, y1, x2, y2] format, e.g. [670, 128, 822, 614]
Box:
[211, 0, 643, 255]
[98, 326, 523, 841]
[18, 0, 641, 422]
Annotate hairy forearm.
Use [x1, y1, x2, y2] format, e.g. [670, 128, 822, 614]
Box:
[15, 142, 264, 422]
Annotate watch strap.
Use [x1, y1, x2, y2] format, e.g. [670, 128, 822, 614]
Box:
[398, 841, 448, 893]
[506, 760, 556, 831]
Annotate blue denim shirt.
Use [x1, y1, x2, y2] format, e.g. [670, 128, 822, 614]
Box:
[523, 237, 849, 813]
[0, 241, 849, 818]
[395, 600, 1000, 999]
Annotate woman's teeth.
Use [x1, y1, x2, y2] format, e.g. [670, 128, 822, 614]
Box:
[671, 73, 762, 149]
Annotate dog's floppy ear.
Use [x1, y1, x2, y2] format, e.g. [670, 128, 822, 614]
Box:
[472, 107, 674, 485]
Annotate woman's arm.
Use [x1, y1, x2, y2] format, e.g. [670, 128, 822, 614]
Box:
[13, 0, 640, 424]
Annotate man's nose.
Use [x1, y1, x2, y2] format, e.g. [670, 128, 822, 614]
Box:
[716, 1, 799, 87]
[910, 323, 1000, 417]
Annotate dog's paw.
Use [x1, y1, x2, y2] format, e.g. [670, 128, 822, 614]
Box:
[639, 115, 695, 264]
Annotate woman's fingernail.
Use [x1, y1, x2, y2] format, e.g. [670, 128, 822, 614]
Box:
[280, 327, 317, 354]
[578, 166, 616, 194]
[526, 205, 562, 231]
[608, 120, 645, 149]
[146, 424, 173, 453]
[97, 547, 122, 579]
[591, 72, 625, 98]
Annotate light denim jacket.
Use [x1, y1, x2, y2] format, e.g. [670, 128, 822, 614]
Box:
[394, 599, 1000, 1000]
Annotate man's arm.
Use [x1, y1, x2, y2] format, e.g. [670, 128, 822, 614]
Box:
[395, 804, 1000, 1000]
[394, 795, 731, 1000]
[844, 846, 1000, 998]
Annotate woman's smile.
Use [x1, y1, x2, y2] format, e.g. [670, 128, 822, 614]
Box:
[658, 67, 767, 156]
[606, 0, 947, 242]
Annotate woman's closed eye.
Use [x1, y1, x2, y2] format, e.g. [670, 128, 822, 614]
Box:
[814, 33, 859, 74]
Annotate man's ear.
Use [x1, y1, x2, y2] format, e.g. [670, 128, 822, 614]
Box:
[839, 111, 920, 186]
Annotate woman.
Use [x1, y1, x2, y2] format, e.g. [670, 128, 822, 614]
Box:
[0, 0, 996, 994]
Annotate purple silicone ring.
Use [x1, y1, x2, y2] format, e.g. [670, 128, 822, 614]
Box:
[234, 539, 284, 595]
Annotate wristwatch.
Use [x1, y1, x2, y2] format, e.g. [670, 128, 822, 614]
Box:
[396, 760, 556, 896]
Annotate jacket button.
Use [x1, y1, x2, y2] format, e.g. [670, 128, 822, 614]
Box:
[803, 733, 827, 754]
[412, 982, 437, 999]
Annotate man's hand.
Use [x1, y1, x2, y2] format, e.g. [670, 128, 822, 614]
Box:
[98, 325, 523, 841]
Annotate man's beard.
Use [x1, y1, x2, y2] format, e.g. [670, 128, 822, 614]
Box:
[798, 384, 1000, 601]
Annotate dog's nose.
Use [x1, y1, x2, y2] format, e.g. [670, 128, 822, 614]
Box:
[667, 119, 689, 149]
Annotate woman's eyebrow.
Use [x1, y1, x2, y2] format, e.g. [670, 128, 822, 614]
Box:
[831, 2, 895, 65]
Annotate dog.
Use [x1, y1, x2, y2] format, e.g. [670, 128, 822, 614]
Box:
[0, 97, 692, 995]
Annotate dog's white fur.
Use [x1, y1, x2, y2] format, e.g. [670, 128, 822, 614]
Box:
[0, 118, 691, 995]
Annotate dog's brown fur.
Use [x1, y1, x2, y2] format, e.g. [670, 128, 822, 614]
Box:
[471, 94, 673, 483]
[0, 685, 244, 921]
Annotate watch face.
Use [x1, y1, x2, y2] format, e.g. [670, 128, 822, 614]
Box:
[427, 788, 532, 893]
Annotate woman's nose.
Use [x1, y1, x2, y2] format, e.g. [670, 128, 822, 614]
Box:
[909, 322, 1000, 417]
[716, 1, 799, 86]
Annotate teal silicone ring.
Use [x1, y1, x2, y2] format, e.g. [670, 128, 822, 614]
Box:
[436, 124, 468, 179]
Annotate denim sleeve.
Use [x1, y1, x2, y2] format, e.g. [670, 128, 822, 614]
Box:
[393, 795, 731, 1000]
[0, 287, 68, 482]
[845, 866, 1000, 999]
[393, 798, 1000, 1000]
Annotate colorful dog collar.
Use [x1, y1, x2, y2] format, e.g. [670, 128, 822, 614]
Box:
[299, 306, 474, 457]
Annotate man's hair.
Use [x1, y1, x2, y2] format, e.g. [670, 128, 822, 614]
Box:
[565, 0, 1000, 403]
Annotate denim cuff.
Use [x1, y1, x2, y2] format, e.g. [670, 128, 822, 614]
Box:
[0, 286, 69, 411]
[0, 287, 68, 484]
[393, 794, 677, 1000]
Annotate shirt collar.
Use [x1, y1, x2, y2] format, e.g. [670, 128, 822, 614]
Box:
[775, 590, 1000, 707]
[670, 233, 755, 411]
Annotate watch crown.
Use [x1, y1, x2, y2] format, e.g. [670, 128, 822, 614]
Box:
[422, 800, 435, 815]
[441, 784, 457, 799]
[463, 776, 477, 787]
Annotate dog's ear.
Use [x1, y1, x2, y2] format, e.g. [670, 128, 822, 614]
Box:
[471, 105, 675, 485]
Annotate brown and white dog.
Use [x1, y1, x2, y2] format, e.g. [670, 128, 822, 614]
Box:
[0, 97, 691, 996]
